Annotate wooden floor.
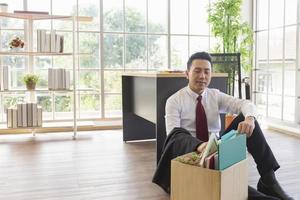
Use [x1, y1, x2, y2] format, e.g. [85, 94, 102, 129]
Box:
[0, 129, 299, 200]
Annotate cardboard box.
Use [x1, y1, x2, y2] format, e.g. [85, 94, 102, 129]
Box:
[171, 157, 248, 200]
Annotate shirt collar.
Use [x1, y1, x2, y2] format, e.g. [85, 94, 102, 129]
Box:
[186, 85, 207, 101]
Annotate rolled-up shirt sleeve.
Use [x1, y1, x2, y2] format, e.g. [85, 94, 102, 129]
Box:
[218, 91, 257, 118]
[165, 96, 181, 135]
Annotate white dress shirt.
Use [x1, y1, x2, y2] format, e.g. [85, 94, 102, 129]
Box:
[165, 86, 257, 137]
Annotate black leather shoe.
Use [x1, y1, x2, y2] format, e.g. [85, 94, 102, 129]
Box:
[257, 178, 294, 200]
[249, 186, 280, 200]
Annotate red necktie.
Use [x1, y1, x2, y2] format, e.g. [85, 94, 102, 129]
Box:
[196, 95, 209, 142]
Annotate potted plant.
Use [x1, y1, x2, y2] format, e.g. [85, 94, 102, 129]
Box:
[23, 74, 39, 90]
[208, 0, 253, 72]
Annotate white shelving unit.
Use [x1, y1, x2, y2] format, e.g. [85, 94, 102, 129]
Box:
[0, 12, 92, 138]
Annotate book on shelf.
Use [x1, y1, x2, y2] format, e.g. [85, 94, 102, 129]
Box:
[37, 29, 64, 53]
[62, 68, 66, 89]
[37, 30, 41, 52]
[45, 34, 50, 52]
[6, 103, 43, 128]
[54, 69, 59, 89]
[59, 35, 64, 53]
[39, 29, 47, 52]
[65, 71, 70, 89]
[58, 68, 63, 90]
[32, 103, 38, 127]
[50, 30, 56, 53]
[48, 68, 70, 90]
[48, 68, 52, 90]
[17, 104, 22, 127]
[27, 103, 33, 127]
[14, 10, 49, 15]
[12, 108, 17, 128]
[37, 106, 42, 127]
[7, 108, 12, 128]
[0, 65, 9, 91]
[3, 66, 9, 90]
[22, 103, 27, 127]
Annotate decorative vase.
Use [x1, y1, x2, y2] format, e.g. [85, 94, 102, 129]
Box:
[26, 81, 36, 90]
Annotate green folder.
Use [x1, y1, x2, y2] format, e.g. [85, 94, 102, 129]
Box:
[218, 133, 247, 170]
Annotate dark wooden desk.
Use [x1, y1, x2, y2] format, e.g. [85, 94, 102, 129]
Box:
[122, 72, 228, 163]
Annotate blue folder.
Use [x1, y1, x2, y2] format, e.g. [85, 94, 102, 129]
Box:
[220, 130, 237, 141]
[218, 131, 247, 170]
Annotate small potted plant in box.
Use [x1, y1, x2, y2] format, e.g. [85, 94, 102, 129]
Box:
[23, 74, 39, 90]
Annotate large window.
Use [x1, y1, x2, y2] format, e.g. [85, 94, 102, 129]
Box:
[254, 0, 298, 122]
[0, 0, 213, 123]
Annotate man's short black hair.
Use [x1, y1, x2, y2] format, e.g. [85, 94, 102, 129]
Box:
[187, 51, 213, 70]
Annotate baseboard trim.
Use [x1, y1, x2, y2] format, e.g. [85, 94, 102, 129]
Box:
[264, 120, 300, 138]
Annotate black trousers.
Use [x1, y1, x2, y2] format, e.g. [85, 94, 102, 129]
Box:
[222, 113, 280, 177]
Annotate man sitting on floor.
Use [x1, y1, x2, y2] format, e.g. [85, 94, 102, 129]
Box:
[153, 52, 294, 200]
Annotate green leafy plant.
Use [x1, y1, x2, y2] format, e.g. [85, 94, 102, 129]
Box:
[23, 74, 39, 84]
[23, 74, 39, 90]
[208, 0, 253, 72]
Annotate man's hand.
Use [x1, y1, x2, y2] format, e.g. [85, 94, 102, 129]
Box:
[237, 116, 255, 137]
[197, 142, 207, 153]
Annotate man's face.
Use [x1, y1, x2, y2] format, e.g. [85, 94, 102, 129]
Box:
[185, 59, 212, 94]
